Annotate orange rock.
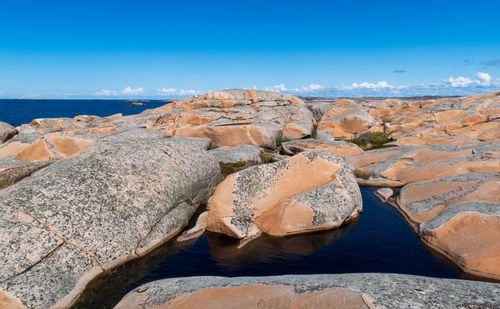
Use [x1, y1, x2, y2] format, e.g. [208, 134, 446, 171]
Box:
[89, 127, 116, 134]
[118, 284, 371, 309]
[281, 140, 363, 157]
[207, 151, 361, 239]
[423, 212, 500, 279]
[0, 142, 29, 158]
[175, 124, 278, 148]
[47, 136, 92, 158]
[0, 290, 24, 309]
[14, 140, 53, 162]
[434, 110, 468, 123]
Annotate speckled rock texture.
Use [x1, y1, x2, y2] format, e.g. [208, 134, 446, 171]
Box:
[209, 144, 264, 164]
[281, 139, 362, 157]
[74, 89, 314, 148]
[115, 273, 500, 309]
[311, 91, 500, 145]
[397, 172, 500, 280]
[347, 141, 500, 185]
[0, 121, 17, 144]
[207, 150, 362, 239]
[0, 128, 221, 308]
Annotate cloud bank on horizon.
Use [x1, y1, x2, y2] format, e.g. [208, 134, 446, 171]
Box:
[88, 72, 500, 99]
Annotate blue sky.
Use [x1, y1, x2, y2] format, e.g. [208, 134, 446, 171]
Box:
[1, 0, 499, 98]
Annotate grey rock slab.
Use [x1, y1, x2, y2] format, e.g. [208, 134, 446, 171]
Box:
[0, 159, 51, 189]
[0, 121, 18, 144]
[0, 204, 63, 282]
[0, 128, 221, 308]
[115, 273, 500, 309]
[209, 144, 264, 164]
[0, 244, 101, 309]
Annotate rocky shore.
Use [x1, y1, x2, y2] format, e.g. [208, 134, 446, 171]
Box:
[0, 89, 499, 308]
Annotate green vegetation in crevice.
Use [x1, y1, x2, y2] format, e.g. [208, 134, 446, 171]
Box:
[354, 168, 372, 180]
[348, 132, 395, 150]
[220, 161, 247, 177]
[311, 123, 318, 138]
[275, 135, 290, 148]
[259, 151, 274, 164]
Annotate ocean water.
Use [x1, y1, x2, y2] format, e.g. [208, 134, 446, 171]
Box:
[0, 99, 170, 127]
[75, 187, 464, 308]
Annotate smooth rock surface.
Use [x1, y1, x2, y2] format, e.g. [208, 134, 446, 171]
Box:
[207, 151, 362, 239]
[0, 128, 221, 308]
[0, 121, 17, 144]
[281, 139, 363, 157]
[115, 274, 500, 309]
[397, 172, 500, 279]
[209, 144, 264, 164]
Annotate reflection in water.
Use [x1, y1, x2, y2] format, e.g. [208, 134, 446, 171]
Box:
[73, 187, 464, 309]
[207, 219, 358, 269]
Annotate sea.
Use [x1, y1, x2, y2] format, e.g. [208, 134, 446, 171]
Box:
[0, 99, 170, 127]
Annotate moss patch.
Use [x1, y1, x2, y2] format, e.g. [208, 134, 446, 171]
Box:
[220, 161, 247, 176]
[349, 132, 394, 151]
[354, 168, 372, 180]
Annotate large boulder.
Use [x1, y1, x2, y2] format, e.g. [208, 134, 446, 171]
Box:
[0, 128, 221, 308]
[397, 172, 500, 280]
[0, 121, 17, 144]
[148, 89, 314, 148]
[115, 274, 500, 309]
[207, 151, 362, 239]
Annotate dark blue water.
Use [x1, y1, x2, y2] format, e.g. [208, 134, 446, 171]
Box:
[75, 187, 464, 308]
[135, 187, 461, 282]
[0, 99, 170, 127]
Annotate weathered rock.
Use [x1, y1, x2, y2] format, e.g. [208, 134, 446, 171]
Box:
[207, 151, 362, 239]
[209, 144, 264, 164]
[374, 187, 393, 203]
[0, 128, 221, 308]
[397, 172, 500, 279]
[115, 274, 500, 309]
[317, 101, 379, 139]
[347, 142, 500, 185]
[145, 89, 314, 148]
[0, 159, 51, 189]
[281, 139, 363, 157]
[0, 121, 17, 144]
[177, 211, 208, 242]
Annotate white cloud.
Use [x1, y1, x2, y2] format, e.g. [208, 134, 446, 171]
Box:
[160, 88, 177, 93]
[159, 88, 200, 96]
[348, 81, 394, 89]
[263, 83, 325, 93]
[95, 89, 118, 96]
[476, 72, 492, 86]
[121, 86, 144, 95]
[265, 83, 289, 92]
[443, 76, 474, 87]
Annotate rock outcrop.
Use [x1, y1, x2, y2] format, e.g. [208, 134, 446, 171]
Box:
[347, 142, 500, 185]
[115, 274, 500, 309]
[397, 172, 500, 279]
[0, 128, 221, 308]
[281, 139, 362, 157]
[207, 151, 362, 239]
[0, 121, 17, 144]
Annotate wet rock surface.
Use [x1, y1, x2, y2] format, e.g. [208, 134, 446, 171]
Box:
[115, 274, 500, 309]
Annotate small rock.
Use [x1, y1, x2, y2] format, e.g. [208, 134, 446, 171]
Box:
[374, 187, 393, 203]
